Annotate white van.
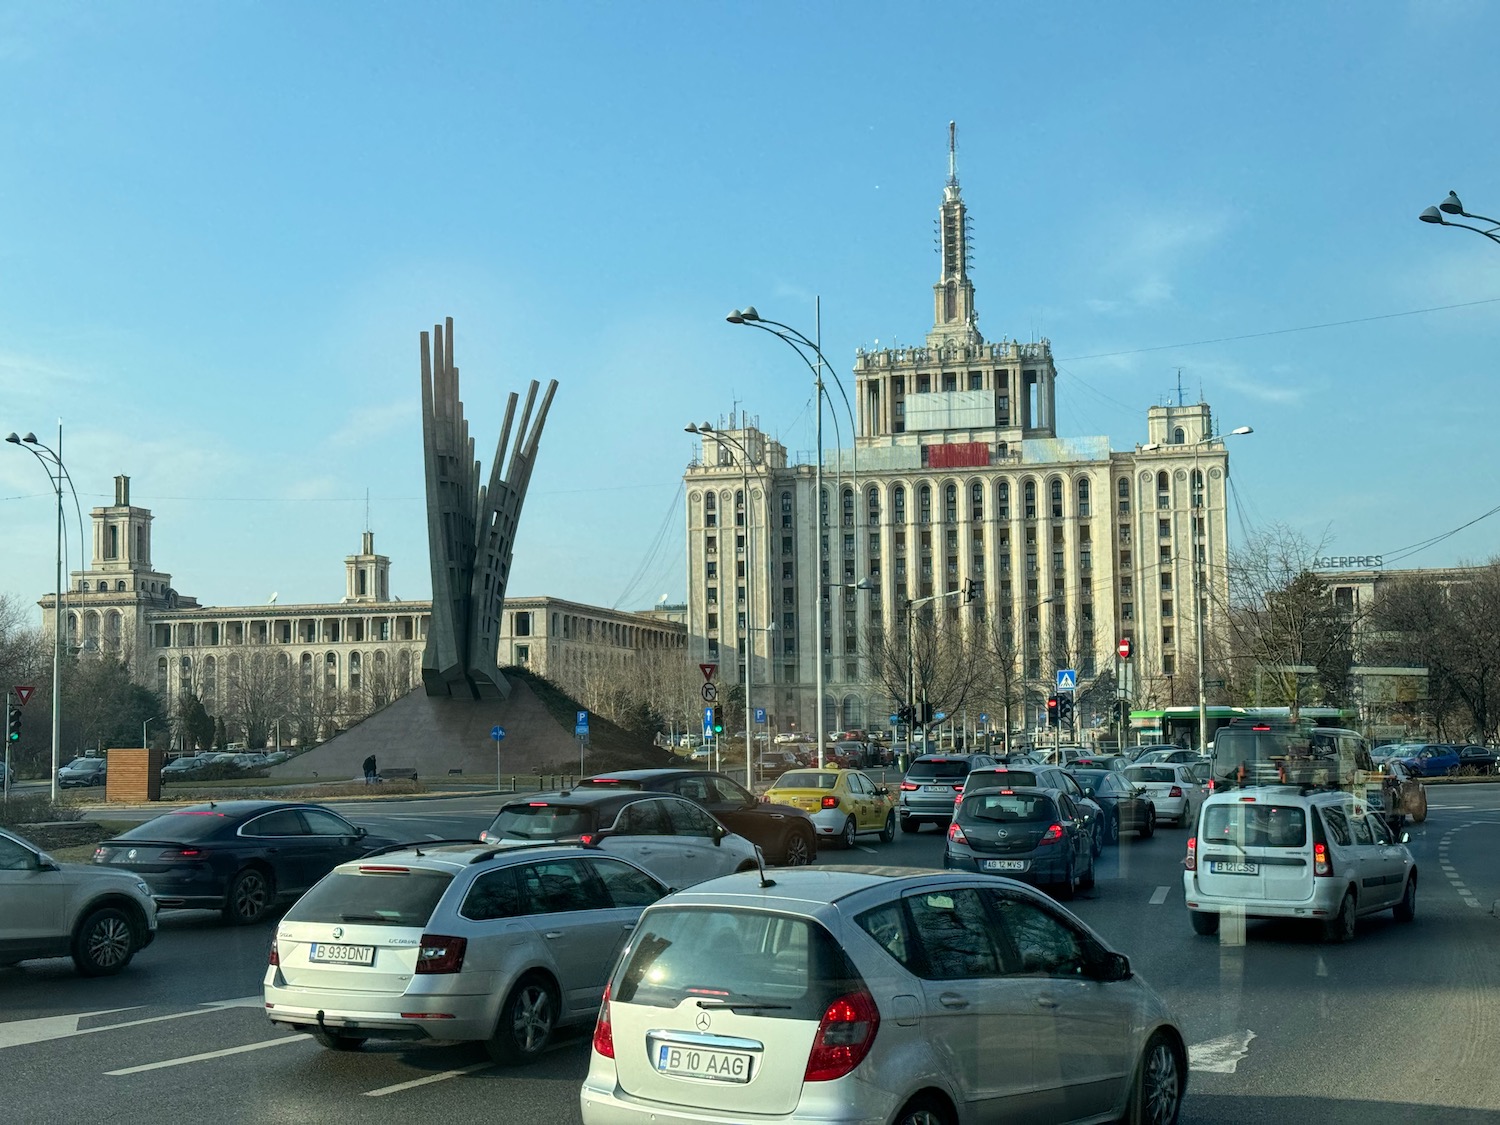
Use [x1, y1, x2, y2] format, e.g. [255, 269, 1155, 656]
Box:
[1184, 785, 1417, 943]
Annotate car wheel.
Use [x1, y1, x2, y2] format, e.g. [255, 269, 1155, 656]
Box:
[1411, 791, 1427, 823]
[486, 973, 558, 1064]
[1079, 848, 1096, 891]
[1140, 808, 1156, 840]
[900, 817, 920, 834]
[71, 906, 136, 976]
[1323, 889, 1357, 944]
[879, 810, 896, 844]
[223, 868, 274, 925]
[781, 830, 813, 867]
[1090, 822, 1104, 858]
[1057, 857, 1077, 901]
[1394, 875, 1417, 923]
[1106, 813, 1121, 846]
[310, 1029, 366, 1051]
[1126, 1031, 1185, 1125]
[893, 1094, 955, 1125]
[839, 816, 857, 849]
[1189, 910, 1219, 937]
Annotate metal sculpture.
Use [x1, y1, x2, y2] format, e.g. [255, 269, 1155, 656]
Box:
[419, 317, 557, 699]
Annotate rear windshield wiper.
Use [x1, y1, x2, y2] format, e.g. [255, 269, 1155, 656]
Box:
[338, 913, 398, 923]
[694, 999, 792, 1012]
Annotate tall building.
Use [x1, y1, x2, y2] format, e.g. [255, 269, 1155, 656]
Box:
[684, 127, 1233, 737]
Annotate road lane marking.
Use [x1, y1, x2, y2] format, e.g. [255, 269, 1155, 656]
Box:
[1187, 1030, 1256, 1074]
[1149, 886, 1170, 905]
[106, 1034, 309, 1074]
[364, 1062, 493, 1096]
[426, 833, 444, 840]
[855, 845, 877, 854]
[0, 997, 261, 1050]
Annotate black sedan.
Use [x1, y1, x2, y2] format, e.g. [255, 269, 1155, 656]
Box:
[573, 768, 818, 866]
[93, 801, 395, 925]
[1070, 768, 1156, 844]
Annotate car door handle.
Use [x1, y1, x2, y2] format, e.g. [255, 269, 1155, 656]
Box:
[1035, 995, 1060, 1010]
[621, 922, 636, 931]
[938, 992, 969, 1009]
[544, 930, 564, 939]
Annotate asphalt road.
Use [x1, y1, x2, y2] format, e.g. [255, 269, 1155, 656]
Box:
[3, 785, 1498, 1123]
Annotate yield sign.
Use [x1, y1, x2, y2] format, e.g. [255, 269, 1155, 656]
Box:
[14, 686, 35, 705]
[699, 663, 717, 682]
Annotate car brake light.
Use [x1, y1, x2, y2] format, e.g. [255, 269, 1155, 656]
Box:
[1169, 786, 1183, 798]
[1184, 836, 1197, 871]
[900, 782, 918, 791]
[1314, 842, 1333, 877]
[804, 990, 880, 1082]
[268, 940, 279, 966]
[592, 983, 615, 1058]
[358, 865, 412, 873]
[821, 795, 839, 809]
[1205, 779, 1215, 792]
[1000, 789, 1014, 795]
[947, 821, 967, 844]
[578, 833, 599, 847]
[1252, 724, 1271, 731]
[415, 934, 467, 974]
[1038, 824, 1063, 846]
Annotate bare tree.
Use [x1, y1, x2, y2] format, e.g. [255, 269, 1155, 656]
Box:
[223, 651, 295, 748]
[976, 617, 1025, 742]
[863, 602, 988, 730]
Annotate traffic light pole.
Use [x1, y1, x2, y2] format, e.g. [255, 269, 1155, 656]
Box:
[4, 690, 15, 806]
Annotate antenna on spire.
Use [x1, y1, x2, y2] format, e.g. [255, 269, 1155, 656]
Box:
[1176, 369, 1185, 406]
[364, 488, 371, 533]
[947, 120, 958, 185]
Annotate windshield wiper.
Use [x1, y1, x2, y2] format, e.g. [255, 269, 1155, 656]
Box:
[695, 999, 792, 1012]
[338, 913, 395, 923]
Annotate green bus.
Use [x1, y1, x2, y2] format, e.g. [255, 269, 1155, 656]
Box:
[1127, 706, 1357, 749]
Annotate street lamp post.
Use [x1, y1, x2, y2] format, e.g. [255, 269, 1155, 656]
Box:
[7, 426, 75, 803]
[686, 421, 759, 790]
[1419, 191, 1500, 245]
[727, 301, 858, 765]
[904, 584, 974, 758]
[143, 716, 156, 750]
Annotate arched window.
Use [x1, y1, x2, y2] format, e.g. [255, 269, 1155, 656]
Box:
[1157, 471, 1171, 509]
[866, 486, 880, 525]
[1191, 469, 1205, 508]
[325, 652, 338, 690]
[1024, 480, 1037, 519]
[1050, 479, 1064, 518]
[704, 492, 716, 511]
[997, 481, 1010, 520]
[919, 485, 932, 524]
[350, 651, 362, 693]
[202, 656, 217, 704]
[1117, 477, 1130, 515]
[735, 489, 745, 527]
[893, 486, 906, 523]
[80, 580, 88, 592]
[300, 652, 314, 688]
[116, 580, 125, 592]
[1173, 427, 1186, 444]
[1077, 478, 1091, 518]
[156, 657, 168, 696]
[970, 482, 984, 521]
[943, 483, 957, 523]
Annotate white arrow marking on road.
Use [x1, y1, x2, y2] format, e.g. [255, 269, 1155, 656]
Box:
[1187, 1030, 1256, 1074]
[0, 996, 262, 1050]
[106, 1033, 309, 1074]
[364, 1061, 494, 1096]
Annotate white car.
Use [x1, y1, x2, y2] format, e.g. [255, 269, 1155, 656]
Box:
[1123, 762, 1209, 827]
[0, 826, 157, 975]
[1185, 785, 1417, 942]
[581, 867, 1187, 1124]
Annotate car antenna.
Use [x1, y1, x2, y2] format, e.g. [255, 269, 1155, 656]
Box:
[753, 845, 776, 888]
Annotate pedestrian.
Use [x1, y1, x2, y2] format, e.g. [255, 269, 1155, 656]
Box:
[363, 754, 377, 785]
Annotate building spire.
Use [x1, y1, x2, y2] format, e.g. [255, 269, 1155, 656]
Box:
[929, 121, 980, 345]
[947, 120, 958, 186]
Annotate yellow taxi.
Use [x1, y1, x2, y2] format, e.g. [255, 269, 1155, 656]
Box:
[762, 767, 897, 848]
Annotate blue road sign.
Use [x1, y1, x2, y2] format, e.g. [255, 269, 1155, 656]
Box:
[754, 707, 766, 724]
[1056, 669, 1078, 692]
[980, 713, 989, 724]
[934, 711, 947, 722]
[574, 710, 589, 737]
[889, 712, 900, 725]
[702, 706, 714, 736]
[490, 725, 506, 742]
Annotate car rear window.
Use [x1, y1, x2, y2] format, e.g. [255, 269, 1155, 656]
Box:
[1201, 803, 1308, 849]
[285, 869, 454, 926]
[572, 778, 644, 790]
[907, 759, 972, 780]
[959, 792, 1056, 823]
[485, 804, 597, 840]
[115, 811, 235, 841]
[613, 907, 862, 1021]
[1125, 766, 1176, 784]
[775, 771, 838, 790]
[966, 769, 1038, 790]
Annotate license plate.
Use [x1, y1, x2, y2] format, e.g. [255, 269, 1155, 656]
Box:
[923, 784, 949, 792]
[983, 859, 1026, 871]
[309, 942, 375, 965]
[1209, 861, 1259, 875]
[656, 1044, 753, 1083]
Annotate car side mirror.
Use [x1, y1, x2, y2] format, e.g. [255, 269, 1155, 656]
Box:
[876, 786, 889, 796]
[355, 826, 367, 838]
[1082, 786, 1094, 797]
[1088, 951, 1131, 982]
[1400, 830, 1411, 844]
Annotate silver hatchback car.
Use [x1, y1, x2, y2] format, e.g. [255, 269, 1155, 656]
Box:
[581, 867, 1187, 1125]
[264, 842, 669, 1061]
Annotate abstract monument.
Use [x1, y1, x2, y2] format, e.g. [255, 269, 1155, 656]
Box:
[420, 316, 557, 699]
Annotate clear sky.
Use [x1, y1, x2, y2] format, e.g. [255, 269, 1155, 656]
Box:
[3, 2, 1499, 618]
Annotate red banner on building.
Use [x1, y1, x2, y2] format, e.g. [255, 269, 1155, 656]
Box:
[925, 442, 991, 469]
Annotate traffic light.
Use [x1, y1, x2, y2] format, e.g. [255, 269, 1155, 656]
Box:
[919, 700, 934, 724]
[710, 706, 723, 735]
[6, 706, 19, 742]
[1045, 696, 1059, 726]
[1058, 694, 1075, 725]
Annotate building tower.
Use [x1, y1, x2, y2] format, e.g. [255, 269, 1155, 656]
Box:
[344, 531, 392, 603]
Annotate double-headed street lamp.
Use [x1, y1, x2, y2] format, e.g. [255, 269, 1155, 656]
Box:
[904, 582, 975, 756]
[685, 421, 760, 790]
[6, 425, 80, 803]
[726, 301, 858, 759]
[1419, 191, 1500, 245]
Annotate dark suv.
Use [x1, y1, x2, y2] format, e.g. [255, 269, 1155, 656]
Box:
[572, 769, 818, 866]
[897, 753, 999, 833]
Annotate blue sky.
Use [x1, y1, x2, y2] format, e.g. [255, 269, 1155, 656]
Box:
[3, 2, 1499, 617]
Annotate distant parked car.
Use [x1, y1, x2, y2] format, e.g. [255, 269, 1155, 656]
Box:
[1457, 745, 1498, 776]
[1395, 744, 1462, 778]
[58, 757, 107, 788]
[160, 756, 211, 781]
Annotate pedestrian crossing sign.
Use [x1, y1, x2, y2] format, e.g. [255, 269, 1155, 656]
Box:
[1056, 669, 1077, 692]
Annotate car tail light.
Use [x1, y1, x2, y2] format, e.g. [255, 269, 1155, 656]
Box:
[900, 782, 918, 791]
[358, 865, 412, 873]
[1313, 842, 1333, 877]
[479, 831, 491, 842]
[415, 934, 467, 974]
[1038, 824, 1063, 846]
[804, 989, 880, 1082]
[92, 847, 108, 861]
[947, 821, 967, 844]
[821, 795, 839, 809]
[268, 940, 280, 966]
[1185, 836, 1197, 871]
[1205, 779, 1215, 792]
[1169, 786, 1183, 798]
[159, 847, 203, 860]
[592, 983, 615, 1058]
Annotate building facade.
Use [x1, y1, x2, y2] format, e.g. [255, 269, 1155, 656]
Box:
[41, 478, 685, 744]
[683, 135, 1234, 736]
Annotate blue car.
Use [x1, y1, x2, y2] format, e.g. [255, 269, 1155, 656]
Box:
[1396, 744, 1461, 778]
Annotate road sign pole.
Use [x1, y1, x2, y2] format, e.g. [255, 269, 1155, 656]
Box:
[3, 690, 11, 806]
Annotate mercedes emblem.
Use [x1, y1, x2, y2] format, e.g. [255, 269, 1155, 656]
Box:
[696, 1011, 712, 1031]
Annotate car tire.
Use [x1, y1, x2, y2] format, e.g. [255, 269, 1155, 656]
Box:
[1189, 910, 1219, 937]
[1140, 808, 1156, 840]
[1090, 822, 1104, 858]
[900, 818, 920, 834]
[310, 1029, 366, 1051]
[893, 1094, 955, 1125]
[1057, 858, 1077, 901]
[1323, 889, 1357, 944]
[1394, 875, 1417, 923]
[486, 973, 558, 1065]
[1125, 1031, 1185, 1125]
[879, 811, 896, 844]
[781, 829, 814, 867]
[222, 867, 274, 926]
[1079, 849, 1096, 891]
[1106, 813, 1121, 846]
[839, 816, 857, 849]
[71, 906, 136, 976]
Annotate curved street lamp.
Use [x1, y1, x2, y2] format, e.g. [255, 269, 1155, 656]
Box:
[1419, 191, 1500, 245]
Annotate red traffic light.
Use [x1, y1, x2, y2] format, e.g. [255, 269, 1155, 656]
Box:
[1117, 637, 1133, 659]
